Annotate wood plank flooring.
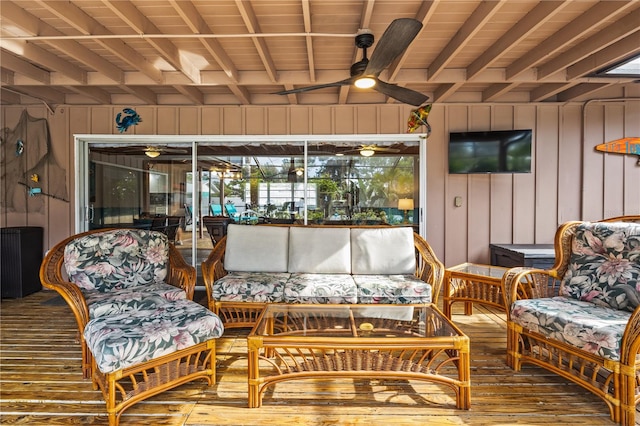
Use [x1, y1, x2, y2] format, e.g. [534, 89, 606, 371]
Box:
[0, 290, 616, 425]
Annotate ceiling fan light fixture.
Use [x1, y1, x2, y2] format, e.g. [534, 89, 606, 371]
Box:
[354, 77, 376, 89]
[360, 148, 375, 157]
[145, 149, 161, 158]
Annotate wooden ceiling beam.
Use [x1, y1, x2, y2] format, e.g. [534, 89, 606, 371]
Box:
[0, 68, 14, 85]
[433, 83, 463, 102]
[281, 84, 298, 105]
[428, 0, 504, 81]
[36, 0, 163, 84]
[301, 0, 315, 83]
[2, 1, 123, 84]
[1, 87, 22, 104]
[530, 82, 573, 102]
[557, 82, 611, 102]
[174, 85, 204, 105]
[537, 8, 640, 80]
[234, 0, 278, 83]
[102, 0, 201, 84]
[0, 51, 50, 84]
[507, 1, 634, 80]
[467, 1, 569, 80]
[10, 85, 66, 104]
[169, 0, 251, 104]
[119, 85, 157, 104]
[483, 83, 519, 102]
[227, 85, 251, 105]
[65, 85, 111, 104]
[387, 0, 439, 81]
[0, 41, 86, 84]
[567, 34, 640, 79]
[169, 0, 240, 82]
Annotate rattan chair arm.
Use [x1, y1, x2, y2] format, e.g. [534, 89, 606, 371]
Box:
[202, 236, 229, 307]
[599, 215, 640, 223]
[166, 243, 197, 300]
[40, 233, 91, 334]
[412, 232, 445, 306]
[202, 237, 228, 283]
[620, 306, 640, 366]
[503, 267, 562, 317]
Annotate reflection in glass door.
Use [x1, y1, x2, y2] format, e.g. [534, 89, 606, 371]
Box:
[78, 134, 426, 290]
[86, 142, 206, 276]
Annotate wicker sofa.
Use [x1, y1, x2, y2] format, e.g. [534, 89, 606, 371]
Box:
[40, 228, 224, 426]
[202, 223, 444, 328]
[504, 216, 640, 425]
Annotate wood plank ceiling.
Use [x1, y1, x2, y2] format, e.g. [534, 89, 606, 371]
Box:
[1, 0, 639, 108]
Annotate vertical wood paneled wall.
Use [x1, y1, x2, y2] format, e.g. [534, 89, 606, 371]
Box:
[1, 101, 638, 266]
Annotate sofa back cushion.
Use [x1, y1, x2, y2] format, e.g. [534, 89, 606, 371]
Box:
[351, 227, 416, 275]
[64, 229, 169, 293]
[288, 227, 351, 273]
[224, 224, 289, 272]
[560, 221, 640, 312]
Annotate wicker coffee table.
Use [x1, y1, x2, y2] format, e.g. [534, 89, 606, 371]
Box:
[247, 304, 470, 409]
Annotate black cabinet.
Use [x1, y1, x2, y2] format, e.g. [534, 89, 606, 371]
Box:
[490, 243, 555, 270]
[1, 227, 44, 298]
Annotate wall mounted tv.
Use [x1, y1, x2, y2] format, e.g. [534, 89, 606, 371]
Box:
[448, 129, 532, 174]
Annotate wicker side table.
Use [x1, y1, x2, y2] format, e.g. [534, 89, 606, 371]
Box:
[443, 263, 509, 319]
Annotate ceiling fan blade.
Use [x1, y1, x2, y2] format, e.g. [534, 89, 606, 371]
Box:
[275, 78, 354, 95]
[364, 18, 423, 77]
[374, 80, 429, 106]
[373, 147, 400, 153]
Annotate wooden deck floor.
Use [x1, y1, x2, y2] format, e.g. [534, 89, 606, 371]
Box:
[0, 290, 615, 425]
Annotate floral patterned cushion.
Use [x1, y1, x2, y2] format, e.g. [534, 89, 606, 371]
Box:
[64, 229, 169, 293]
[84, 299, 224, 373]
[283, 273, 358, 304]
[510, 296, 630, 361]
[560, 222, 640, 312]
[353, 275, 432, 304]
[82, 282, 187, 319]
[212, 272, 289, 303]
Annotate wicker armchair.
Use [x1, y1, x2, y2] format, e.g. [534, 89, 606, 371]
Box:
[504, 215, 640, 425]
[40, 228, 196, 378]
[202, 224, 445, 329]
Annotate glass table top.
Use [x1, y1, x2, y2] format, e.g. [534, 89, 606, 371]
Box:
[448, 262, 509, 279]
[251, 304, 460, 339]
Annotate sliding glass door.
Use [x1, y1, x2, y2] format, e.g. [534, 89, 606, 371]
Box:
[76, 134, 426, 287]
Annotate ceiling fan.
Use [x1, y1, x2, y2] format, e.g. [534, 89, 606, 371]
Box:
[275, 18, 429, 106]
[339, 144, 401, 157]
[113, 145, 189, 158]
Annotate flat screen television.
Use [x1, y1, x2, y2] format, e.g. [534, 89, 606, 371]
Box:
[448, 129, 532, 174]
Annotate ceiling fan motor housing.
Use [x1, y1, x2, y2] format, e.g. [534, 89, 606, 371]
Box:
[352, 31, 374, 77]
[355, 30, 374, 49]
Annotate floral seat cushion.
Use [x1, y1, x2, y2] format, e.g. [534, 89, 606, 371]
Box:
[64, 229, 169, 293]
[353, 275, 432, 304]
[283, 273, 358, 304]
[212, 272, 289, 303]
[560, 222, 640, 312]
[82, 282, 187, 319]
[510, 296, 630, 361]
[84, 299, 224, 373]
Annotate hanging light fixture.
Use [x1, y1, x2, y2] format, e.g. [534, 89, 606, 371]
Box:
[359, 148, 375, 157]
[354, 76, 376, 89]
[145, 149, 161, 158]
